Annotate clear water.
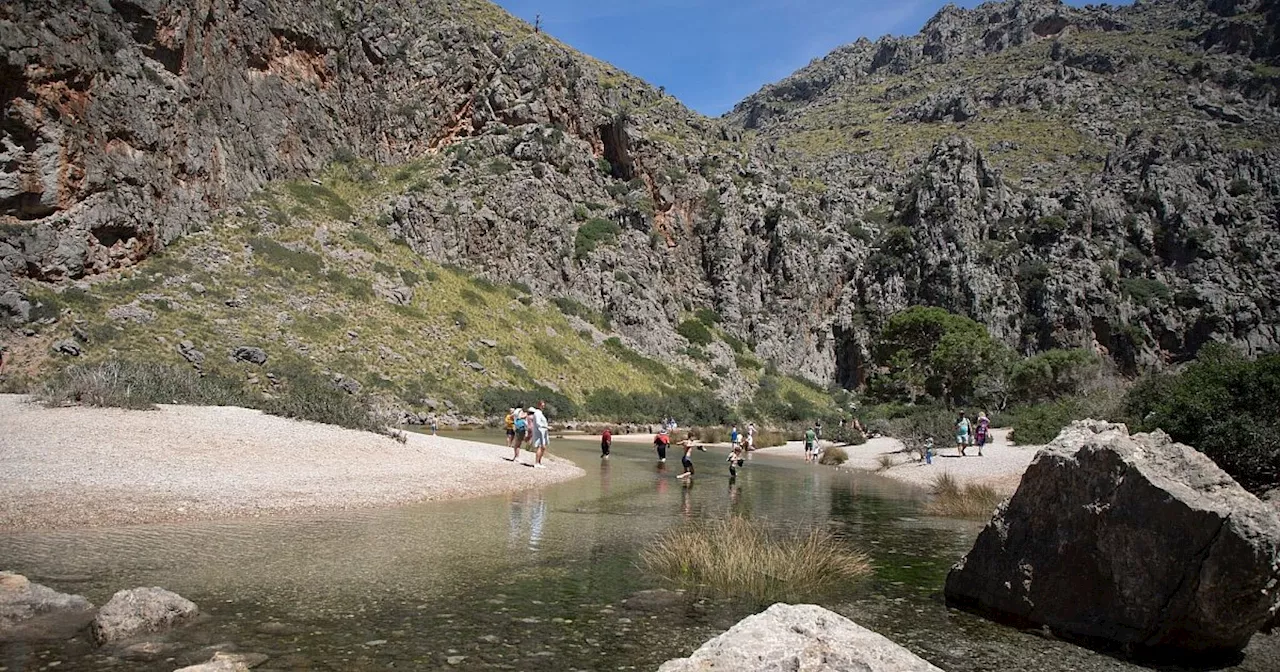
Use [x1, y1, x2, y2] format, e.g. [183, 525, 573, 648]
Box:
[1, 432, 1274, 671]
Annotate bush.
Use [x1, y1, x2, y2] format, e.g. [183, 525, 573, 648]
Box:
[1123, 345, 1280, 493]
[640, 517, 871, 603]
[676, 319, 714, 346]
[820, 446, 849, 466]
[37, 360, 390, 435]
[1005, 390, 1122, 445]
[574, 218, 621, 260]
[1010, 349, 1102, 402]
[1121, 277, 1171, 306]
[872, 306, 1009, 407]
[694, 308, 721, 326]
[583, 388, 730, 425]
[603, 338, 667, 377]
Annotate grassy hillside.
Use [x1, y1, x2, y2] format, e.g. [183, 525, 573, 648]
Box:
[11, 158, 836, 424]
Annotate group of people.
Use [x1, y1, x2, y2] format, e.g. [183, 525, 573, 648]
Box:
[951, 410, 991, 457]
[502, 402, 551, 468]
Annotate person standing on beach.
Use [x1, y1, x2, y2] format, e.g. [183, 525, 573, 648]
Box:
[955, 411, 971, 457]
[804, 426, 817, 463]
[746, 422, 756, 450]
[654, 430, 670, 462]
[601, 426, 612, 458]
[504, 408, 517, 450]
[511, 409, 528, 461]
[529, 404, 550, 468]
[730, 425, 740, 451]
[975, 411, 991, 457]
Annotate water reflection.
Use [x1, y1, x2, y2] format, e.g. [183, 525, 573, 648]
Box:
[507, 491, 547, 552]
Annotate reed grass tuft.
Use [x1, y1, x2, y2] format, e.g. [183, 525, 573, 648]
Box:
[924, 472, 1005, 519]
[640, 517, 871, 602]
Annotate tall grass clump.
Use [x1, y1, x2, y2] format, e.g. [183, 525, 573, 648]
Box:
[641, 517, 871, 603]
[924, 472, 1005, 519]
[821, 446, 850, 466]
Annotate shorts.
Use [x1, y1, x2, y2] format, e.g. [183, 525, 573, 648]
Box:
[533, 427, 550, 448]
[957, 433, 970, 445]
[515, 429, 526, 443]
[505, 429, 515, 439]
[682, 457, 693, 469]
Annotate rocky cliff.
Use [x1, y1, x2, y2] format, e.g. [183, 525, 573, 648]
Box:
[2, 0, 1278, 404]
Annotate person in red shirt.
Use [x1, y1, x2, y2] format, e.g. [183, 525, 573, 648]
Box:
[601, 427, 612, 459]
[654, 430, 670, 463]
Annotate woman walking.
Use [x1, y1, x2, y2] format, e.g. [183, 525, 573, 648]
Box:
[955, 411, 971, 457]
[975, 411, 991, 457]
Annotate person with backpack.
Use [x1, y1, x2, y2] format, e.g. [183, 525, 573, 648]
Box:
[804, 426, 817, 463]
[601, 426, 612, 458]
[654, 430, 670, 463]
[975, 411, 991, 457]
[529, 403, 550, 469]
[511, 409, 528, 461]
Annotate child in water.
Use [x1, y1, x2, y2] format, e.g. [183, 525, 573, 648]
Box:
[727, 441, 745, 477]
[676, 438, 704, 479]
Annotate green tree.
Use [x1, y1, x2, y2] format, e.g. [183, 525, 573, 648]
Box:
[873, 306, 1008, 406]
[1123, 344, 1280, 493]
[1010, 349, 1102, 402]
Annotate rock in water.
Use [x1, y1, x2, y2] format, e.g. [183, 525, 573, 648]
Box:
[945, 420, 1280, 655]
[90, 587, 199, 645]
[657, 603, 942, 671]
[0, 571, 96, 642]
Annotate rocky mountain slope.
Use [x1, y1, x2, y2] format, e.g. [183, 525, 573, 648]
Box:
[2, 0, 1278, 415]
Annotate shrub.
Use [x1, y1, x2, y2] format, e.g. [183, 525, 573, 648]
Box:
[553, 297, 610, 330]
[348, 230, 381, 253]
[734, 353, 762, 370]
[694, 308, 721, 326]
[822, 446, 851, 466]
[574, 218, 621, 260]
[923, 473, 1005, 519]
[640, 517, 871, 602]
[872, 306, 1009, 407]
[1010, 349, 1102, 402]
[1005, 390, 1122, 445]
[603, 338, 668, 377]
[677, 319, 714, 346]
[284, 183, 353, 221]
[1121, 277, 1171, 306]
[583, 388, 730, 425]
[1123, 346, 1280, 493]
[249, 237, 323, 274]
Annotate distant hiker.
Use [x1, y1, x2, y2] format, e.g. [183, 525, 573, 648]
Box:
[529, 405, 550, 468]
[676, 438, 703, 479]
[512, 409, 528, 461]
[955, 411, 971, 457]
[601, 426, 612, 458]
[654, 430, 670, 462]
[534, 13, 541, 33]
[924, 436, 934, 465]
[975, 411, 991, 457]
[430, 418, 438, 435]
[730, 425, 740, 450]
[504, 408, 517, 450]
[746, 422, 756, 450]
[804, 426, 817, 463]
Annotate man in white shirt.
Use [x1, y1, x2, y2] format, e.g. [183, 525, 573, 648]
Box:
[528, 404, 550, 468]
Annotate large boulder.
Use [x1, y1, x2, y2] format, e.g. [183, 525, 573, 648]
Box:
[90, 587, 199, 645]
[945, 420, 1280, 655]
[0, 571, 96, 642]
[658, 603, 942, 672]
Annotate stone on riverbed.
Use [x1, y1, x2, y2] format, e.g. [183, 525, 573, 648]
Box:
[945, 420, 1280, 656]
[90, 586, 199, 645]
[0, 571, 96, 642]
[657, 603, 942, 671]
[175, 651, 269, 671]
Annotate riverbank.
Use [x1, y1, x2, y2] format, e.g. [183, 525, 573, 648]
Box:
[757, 428, 1039, 495]
[0, 394, 584, 531]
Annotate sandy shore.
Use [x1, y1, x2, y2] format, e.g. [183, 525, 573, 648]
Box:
[0, 395, 584, 531]
[757, 428, 1040, 495]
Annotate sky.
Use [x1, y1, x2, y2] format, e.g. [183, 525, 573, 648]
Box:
[492, 0, 1132, 116]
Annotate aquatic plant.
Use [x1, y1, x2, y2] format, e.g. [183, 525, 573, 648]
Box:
[873, 452, 894, 471]
[924, 472, 1005, 519]
[640, 516, 871, 603]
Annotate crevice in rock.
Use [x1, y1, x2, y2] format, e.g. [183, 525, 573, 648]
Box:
[596, 118, 634, 180]
[91, 224, 141, 248]
[1033, 16, 1071, 37]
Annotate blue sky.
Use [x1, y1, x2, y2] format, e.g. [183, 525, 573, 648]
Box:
[492, 0, 1131, 116]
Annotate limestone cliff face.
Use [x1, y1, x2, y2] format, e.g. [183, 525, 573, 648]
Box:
[2, 0, 1279, 393]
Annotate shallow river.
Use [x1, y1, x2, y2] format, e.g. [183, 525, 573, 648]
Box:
[1, 431, 1275, 671]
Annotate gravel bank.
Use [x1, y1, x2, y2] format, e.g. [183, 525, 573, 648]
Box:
[0, 395, 584, 531]
[757, 428, 1039, 495]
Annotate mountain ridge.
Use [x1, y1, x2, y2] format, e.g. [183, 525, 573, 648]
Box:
[1, 0, 1277, 418]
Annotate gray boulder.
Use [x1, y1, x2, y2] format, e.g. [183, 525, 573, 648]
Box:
[658, 603, 941, 672]
[945, 420, 1280, 655]
[175, 651, 268, 671]
[52, 340, 82, 357]
[0, 571, 96, 642]
[231, 346, 267, 366]
[90, 587, 199, 645]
